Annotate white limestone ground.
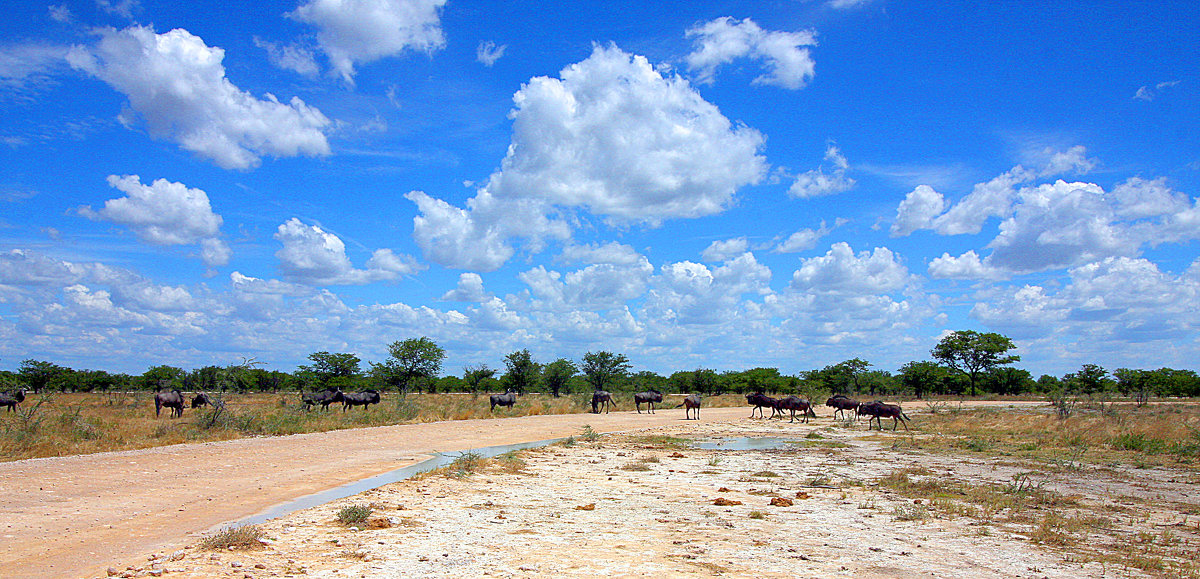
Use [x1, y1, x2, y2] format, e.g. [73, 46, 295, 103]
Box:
[120, 416, 1197, 578]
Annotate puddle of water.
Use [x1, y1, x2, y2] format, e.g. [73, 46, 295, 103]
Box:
[692, 436, 800, 451]
[235, 437, 564, 526]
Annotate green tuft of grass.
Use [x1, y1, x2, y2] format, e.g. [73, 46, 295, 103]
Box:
[336, 503, 373, 525]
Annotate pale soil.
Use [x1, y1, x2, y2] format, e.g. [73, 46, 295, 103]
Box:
[4, 400, 1196, 578]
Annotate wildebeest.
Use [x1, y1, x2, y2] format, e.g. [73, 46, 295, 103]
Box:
[0, 389, 25, 412]
[489, 389, 518, 411]
[342, 389, 381, 411]
[777, 395, 818, 423]
[302, 388, 344, 410]
[825, 394, 860, 421]
[675, 393, 702, 420]
[154, 389, 185, 418]
[745, 392, 781, 418]
[591, 390, 616, 414]
[858, 400, 911, 431]
[634, 389, 663, 414]
[191, 392, 212, 409]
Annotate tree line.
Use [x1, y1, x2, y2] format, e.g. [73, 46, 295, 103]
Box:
[3, 331, 1199, 400]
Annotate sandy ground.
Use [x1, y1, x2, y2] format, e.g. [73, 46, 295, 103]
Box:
[5, 401, 1196, 578]
[1, 406, 763, 578]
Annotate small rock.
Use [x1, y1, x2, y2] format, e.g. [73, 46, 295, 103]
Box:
[106, 567, 120, 577]
[169, 550, 186, 562]
[669, 452, 685, 458]
[770, 497, 794, 507]
[231, 561, 243, 568]
[712, 497, 742, 506]
[718, 487, 733, 492]
[574, 504, 596, 511]
[148, 570, 163, 577]
[795, 491, 811, 499]
[254, 563, 267, 569]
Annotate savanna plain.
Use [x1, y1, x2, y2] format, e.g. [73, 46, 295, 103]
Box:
[3, 393, 1200, 578]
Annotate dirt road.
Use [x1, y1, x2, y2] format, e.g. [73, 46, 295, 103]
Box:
[0, 407, 754, 579]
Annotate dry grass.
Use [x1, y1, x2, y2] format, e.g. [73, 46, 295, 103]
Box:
[879, 402, 1200, 577]
[913, 403, 1200, 469]
[0, 391, 748, 462]
[196, 524, 264, 551]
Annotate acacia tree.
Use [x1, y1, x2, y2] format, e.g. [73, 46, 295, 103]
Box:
[299, 351, 361, 389]
[836, 358, 873, 395]
[372, 337, 445, 394]
[898, 360, 945, 399]
[18, 359, 65, 393]
[542, 358, 576, 398]
[463, 364, 497, 393]
[581, 351, 630, 392]
[931, 330, 1020, 397]
[502, 349, 540, 394]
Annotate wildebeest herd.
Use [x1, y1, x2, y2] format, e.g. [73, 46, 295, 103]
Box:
[131, 384, 909, 430]
[743, 392, 910, 429]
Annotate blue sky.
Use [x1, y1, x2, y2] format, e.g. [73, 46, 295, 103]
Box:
[1, 0, 1197, 378]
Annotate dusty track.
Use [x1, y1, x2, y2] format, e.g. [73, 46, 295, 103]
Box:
[1, 406, 762, 578]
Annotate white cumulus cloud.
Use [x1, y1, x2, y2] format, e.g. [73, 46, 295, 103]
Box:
[410, 44, 766, 270]
[791, 242, 909, 295]
[891, 185, 947, 237]
[67, 26, 331, 170]
[685, 16, 817, 89]
[274, 218, 423, 285]
[79, 175, 231, 268]
[789, 144, 855, 199]
[290, 0, 446, 84]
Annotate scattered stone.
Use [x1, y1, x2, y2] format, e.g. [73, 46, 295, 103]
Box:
[713, 497, 742, 506]
[366, 516, 393, 529]
[575, 503, 596, 511]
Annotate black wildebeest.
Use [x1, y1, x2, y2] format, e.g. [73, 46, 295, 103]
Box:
[342, 389, 381, 411]
[191, 392, 213, 409]
[634, 389, 663, 414]
[675, 393, 702, 420]
[825, 394, 860, 421]
[0, 389, 25, 412]
[302, 388, 344, 410]
[858, 400, 911, 431]
[591, 390, 616, 414]
[154, 389, 185, 418]
[777, 395, 818, 423]
[489, 389, 518, 412]
[745, 392, 781, 419]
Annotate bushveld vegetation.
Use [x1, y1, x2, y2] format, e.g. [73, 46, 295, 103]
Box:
[4, 331, 1199, 462]
[875, 402, 1200, 576]
[0, 391, 747, 461]
[6, 333, 1199, 401]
